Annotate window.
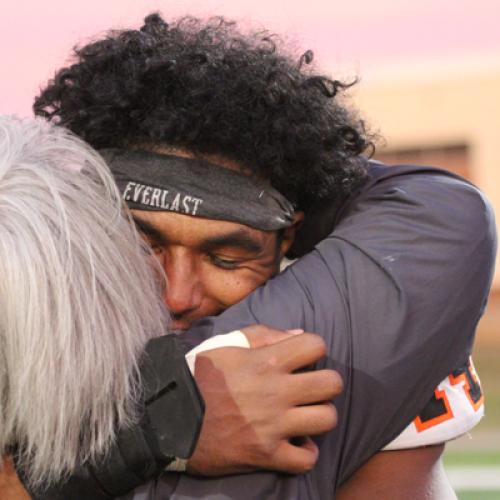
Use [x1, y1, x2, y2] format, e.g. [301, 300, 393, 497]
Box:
[374, 144, 470, 180]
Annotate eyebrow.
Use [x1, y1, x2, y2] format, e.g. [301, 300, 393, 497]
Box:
[132, 214, 264, 254]
[200, 230, 264, 255]
[132, 215, 167, 245]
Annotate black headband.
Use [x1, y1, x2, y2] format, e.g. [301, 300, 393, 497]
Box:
[100, 149, 295, 231]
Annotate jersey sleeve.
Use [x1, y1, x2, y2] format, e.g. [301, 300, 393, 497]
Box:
[184, 168, 497, 488]
[383, 357, 484, 450]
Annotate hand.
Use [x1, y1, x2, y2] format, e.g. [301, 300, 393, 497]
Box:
[187, 325, 342, 475]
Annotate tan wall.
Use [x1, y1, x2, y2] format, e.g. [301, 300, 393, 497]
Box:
[353, 68, 500, 289]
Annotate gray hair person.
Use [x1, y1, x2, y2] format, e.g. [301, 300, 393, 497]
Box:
[0, 115, 167, 489]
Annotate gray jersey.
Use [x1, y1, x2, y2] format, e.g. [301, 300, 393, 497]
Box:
[127, 162, 497, 499]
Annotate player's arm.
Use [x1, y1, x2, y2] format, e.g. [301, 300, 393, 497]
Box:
[181, 168, 496, 483]
[14, 328, 340, 499]
[327, 171, 495, 483]
[340, 358, 484, 500]
[336, 445, 457, 500]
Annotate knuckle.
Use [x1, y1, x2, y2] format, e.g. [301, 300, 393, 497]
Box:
[263, 354, 280, 370]
[248, 439, 276, 464]
[261, 442, 280, 462]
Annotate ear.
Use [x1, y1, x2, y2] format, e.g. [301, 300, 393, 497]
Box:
[279, 211, 305, 257]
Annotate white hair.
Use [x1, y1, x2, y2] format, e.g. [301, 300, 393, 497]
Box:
[0, 116, 168, 488]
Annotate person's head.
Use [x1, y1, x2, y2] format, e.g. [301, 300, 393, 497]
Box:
[94, 146, 302, 329]
[34, 14, 373, 329]
[0, 116, 167, 488]
[132, 208, 294, 330]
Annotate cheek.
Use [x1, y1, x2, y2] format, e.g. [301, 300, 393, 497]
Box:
[201, 265, 274, 309]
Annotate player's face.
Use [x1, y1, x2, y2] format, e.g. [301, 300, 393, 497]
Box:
[133, 209, 289, 331]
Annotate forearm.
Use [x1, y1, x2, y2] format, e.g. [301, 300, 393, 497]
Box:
[336, 445, 457, 500]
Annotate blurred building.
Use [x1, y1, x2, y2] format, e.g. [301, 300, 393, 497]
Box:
[354, 61, 500, 291]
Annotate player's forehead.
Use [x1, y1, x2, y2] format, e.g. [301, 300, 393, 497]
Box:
[104, 145, 295, 237]
[129, 148, 270, 243]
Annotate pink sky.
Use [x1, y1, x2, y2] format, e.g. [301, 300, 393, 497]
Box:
[2, 0, 499, 116]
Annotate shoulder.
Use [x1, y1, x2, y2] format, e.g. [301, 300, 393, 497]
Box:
[321, 160, 496, 327]
[335, 161, 496, 256]
[363, 161, 493, 222]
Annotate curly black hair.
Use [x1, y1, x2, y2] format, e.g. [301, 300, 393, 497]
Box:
[34, 13, 372, 211]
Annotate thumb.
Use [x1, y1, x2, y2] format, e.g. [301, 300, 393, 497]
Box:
[241, 324, 304, 348]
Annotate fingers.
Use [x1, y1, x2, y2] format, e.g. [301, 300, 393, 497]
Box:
[271, 437, 319, 474]
[241, 324, 300, 348]
[282, 403, 338, 437]
[241, 328, 328, 374]
[260, 333, 327, 372]
[288, 369, 343, 406]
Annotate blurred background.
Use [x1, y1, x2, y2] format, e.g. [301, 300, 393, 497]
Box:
[1, 1, 499, 497]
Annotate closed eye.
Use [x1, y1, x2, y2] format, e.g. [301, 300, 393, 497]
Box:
[208, 254, 242, 270]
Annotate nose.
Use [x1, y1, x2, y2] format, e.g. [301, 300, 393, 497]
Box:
[160, 250, 203, 320]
